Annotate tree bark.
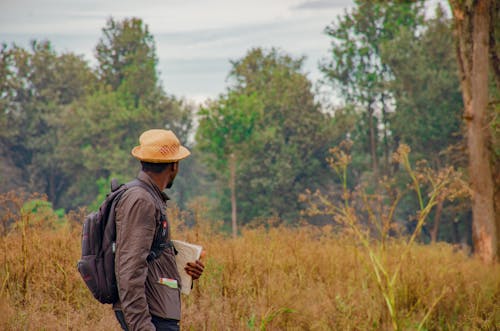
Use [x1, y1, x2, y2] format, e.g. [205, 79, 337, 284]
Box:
[380, 93, 390, 176]
[49, 170, 58, 207]
[488, 0, 500, 265]
[368, 104, 379, 179]
[495, 160, 500, 259]
[450, 0, 497, 263]
[430, 200, 444, 243]
[229, 153, 238, 238]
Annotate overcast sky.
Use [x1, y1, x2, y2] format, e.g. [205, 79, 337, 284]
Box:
[0, 0, 355, 103]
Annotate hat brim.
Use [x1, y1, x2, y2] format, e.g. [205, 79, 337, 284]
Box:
[131, 145, 191, 163]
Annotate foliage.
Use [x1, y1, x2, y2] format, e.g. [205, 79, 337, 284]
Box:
[95, 17, 158, 107]
[55, 89, 193, 210]
[197, 92, 263, 169]
[221, 47, 334, 223]
[197, 92, 264, 235]
[321, 1, 423, 104]
[321, 0, 425, 176]
[0, 18, 194, 211]
[320, 1, 470, 244]
[377, 5, 468, 245]
[0, 41, 97, 205]
[380, 5, 463, 163]
[21, 199, 66, 227]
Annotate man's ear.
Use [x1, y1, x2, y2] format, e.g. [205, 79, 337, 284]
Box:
[172, 162, 179, 172]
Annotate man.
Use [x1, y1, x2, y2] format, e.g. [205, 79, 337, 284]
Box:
[113, 129, 204, 331]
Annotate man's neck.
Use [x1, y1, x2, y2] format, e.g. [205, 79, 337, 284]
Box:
[145, 171, 168, 191]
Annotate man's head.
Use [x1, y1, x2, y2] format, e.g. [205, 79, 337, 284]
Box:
[140, 161, 178, 188]
[131, 129, 190, 189]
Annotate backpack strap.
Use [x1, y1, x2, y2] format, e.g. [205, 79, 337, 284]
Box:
[125, 179, 158, 202]
[111, 178, 121, 192]
[124, 179, 173, 261]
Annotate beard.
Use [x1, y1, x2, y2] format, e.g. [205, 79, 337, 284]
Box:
[166, 179, 174, 189]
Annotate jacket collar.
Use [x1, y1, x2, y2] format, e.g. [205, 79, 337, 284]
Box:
[137, 170, 170, 201]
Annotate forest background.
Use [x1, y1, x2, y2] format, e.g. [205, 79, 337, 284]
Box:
[0, 0, 499, 329]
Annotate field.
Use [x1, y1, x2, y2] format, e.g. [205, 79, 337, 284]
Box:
[0, 193, 499, 331]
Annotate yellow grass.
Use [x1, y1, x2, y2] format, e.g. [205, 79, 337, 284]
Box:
[0, 194, 499, 330]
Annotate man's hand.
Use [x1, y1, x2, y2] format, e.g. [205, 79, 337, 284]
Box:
[185, 260, 204, 280]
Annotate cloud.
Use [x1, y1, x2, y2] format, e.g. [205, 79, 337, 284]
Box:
[155, 14, 338, 60]
[293, 0, 353, 11]
[0, 0, 353, 102]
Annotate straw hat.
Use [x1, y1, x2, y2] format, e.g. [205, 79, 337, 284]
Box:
[131, 129, 191, 163]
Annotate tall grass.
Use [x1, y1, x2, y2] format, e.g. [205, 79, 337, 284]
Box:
[300, 143, 474, 330]
[0, 190, 498, 330]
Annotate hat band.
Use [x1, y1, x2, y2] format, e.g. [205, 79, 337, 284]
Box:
[142, 144, 180, 157]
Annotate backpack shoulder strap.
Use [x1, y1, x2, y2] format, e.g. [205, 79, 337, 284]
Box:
[125, 179, 162, 207]
[121, 178, 172, 261]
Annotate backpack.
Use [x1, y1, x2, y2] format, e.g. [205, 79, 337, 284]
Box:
[77, 178, 169, 304]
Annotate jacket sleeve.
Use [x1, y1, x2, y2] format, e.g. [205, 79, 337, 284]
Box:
[115, 195, 156, 331]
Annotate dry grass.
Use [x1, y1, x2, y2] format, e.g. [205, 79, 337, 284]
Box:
[182, 225, 499, 331]
[0, 192, 499, 330]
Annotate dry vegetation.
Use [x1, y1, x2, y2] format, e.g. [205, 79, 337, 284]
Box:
[0, 191, 499, 331]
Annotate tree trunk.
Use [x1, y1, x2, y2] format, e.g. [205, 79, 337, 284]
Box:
[450, 0, 497, 263]
[488, 0, 500, 265]
[368, 104, 379, 179]
[495, 160, 500, 258]
[49, 171, 56, 204]
[229, 153, 238, 238]
[430, 200, 444, 243]
[381, 93, 390, 176]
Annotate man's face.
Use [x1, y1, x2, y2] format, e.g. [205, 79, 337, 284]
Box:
[166, 162, 179, 188]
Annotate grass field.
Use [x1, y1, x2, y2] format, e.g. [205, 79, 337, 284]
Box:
[0, 193, 499, 330]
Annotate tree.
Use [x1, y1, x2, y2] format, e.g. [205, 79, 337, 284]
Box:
[57, 89, 194, 210]
[321, 0, 425, 178]
[448, 0, 499, 263]
[0, 41, 96, 206]
[381, 6, 463, 163]
[0, 19, 196, 212]
[380, 5, 466, 243]
[56, 91, 138, 208]
[227, 48, 332, 223]
[197, 92, 263, 236]
[51, 17, 196, 210]
[95, 17, 158, 107]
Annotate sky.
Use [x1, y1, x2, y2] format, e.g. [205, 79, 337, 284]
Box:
[0, 0, 353, 103]
[0, 0, 355, 104]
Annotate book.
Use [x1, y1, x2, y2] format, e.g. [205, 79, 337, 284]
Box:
[171, 240, 203, 295]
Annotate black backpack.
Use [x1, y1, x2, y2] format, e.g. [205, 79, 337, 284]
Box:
[77, 178, 168, 304]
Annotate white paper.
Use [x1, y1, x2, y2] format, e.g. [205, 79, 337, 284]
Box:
[171, 240, 203, 295]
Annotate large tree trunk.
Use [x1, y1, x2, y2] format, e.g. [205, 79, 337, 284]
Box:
[229, 153, 238, 238]
[489, 0, 500, 265]
[495, 161, 500, 259]
[450, 0, 497, 263]
[493, 159, 500, 261]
